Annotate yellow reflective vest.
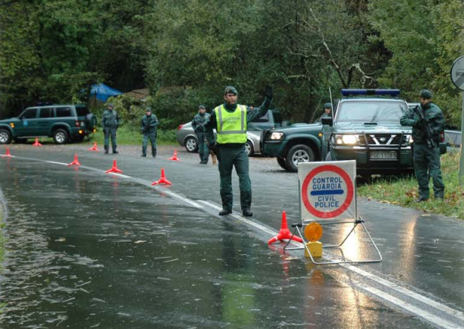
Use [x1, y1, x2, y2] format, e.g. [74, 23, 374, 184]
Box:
[214, 105, 247, 144]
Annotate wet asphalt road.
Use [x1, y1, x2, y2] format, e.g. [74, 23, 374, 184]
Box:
[0, 143, 463, 329]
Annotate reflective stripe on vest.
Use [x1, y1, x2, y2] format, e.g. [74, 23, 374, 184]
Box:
[214, 105, 247, 144]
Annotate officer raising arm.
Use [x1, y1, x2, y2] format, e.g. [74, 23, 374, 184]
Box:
[400, 89, 446, 202]
[206, 85, 273, 217]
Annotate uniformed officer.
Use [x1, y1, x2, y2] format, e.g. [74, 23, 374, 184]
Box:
[192, 105, 211, 164]
[400, 90, 445, 201]
[207, 85, 273, 217]
[141, 107, 158, 158]
[317, 103, 332, 122]
[102, 103, 120, 154]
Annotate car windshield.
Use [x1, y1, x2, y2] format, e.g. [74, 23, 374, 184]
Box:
[336, 101, 407, 123]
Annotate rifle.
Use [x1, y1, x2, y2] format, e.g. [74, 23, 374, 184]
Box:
[413, 106, 436, 149]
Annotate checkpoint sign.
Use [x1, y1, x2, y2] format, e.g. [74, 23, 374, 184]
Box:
[298, 161, 356, 220]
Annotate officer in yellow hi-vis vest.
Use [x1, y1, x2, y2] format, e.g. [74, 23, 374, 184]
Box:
[206, 85, 272, 217]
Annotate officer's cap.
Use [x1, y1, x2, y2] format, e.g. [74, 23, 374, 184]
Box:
[107, 103, 114, 108]
[224, 86, 238, 95]
[199, 105, 206, 109]
[323, 102, 332, 109]
[145, 107, 152, 112]
[420, 89, 432, 99]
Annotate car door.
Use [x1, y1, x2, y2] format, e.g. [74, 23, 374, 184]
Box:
[36, 107, 54, 135]
[16, 108, 39, 137]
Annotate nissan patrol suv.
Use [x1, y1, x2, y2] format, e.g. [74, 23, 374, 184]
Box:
[0, 105, 97, 144]
[322, 89, 446, 177]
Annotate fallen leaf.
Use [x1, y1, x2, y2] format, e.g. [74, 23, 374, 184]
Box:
[134, 240, 146, 244]
[55, 238, 66, 242]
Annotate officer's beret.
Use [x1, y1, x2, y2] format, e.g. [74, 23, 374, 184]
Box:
[224, 86, 238, 95]
[108, 103, 114, 108]
[199, 105, 205, 109]
[324, 102, 332, 109]
[420, 89, 432, 99]
[145, 107, 152, 112]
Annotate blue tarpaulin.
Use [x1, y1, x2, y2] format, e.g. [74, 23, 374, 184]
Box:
[90, 83, 122, 102]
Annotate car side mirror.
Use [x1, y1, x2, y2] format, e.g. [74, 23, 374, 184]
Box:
[321, 117, 333, 126]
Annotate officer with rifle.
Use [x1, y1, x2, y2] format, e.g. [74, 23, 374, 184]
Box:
[141, 107, 158, 158]
[400, 90, 445, 202]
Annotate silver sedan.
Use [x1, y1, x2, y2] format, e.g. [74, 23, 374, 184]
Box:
[176, 122, 262, 156]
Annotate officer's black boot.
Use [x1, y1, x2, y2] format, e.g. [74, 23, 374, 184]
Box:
[113, 147, 119, 154]
[242, 209, 253, 217]
[104, 146, 109, 154]
[219, 209, 232, 216]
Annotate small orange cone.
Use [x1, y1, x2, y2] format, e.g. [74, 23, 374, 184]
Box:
[89, 142, 99, 152]
[168, 150, 180, 161]
[151, 168, 172, 185]
[105, 160, 123, 174]
[32, 137, 42, 147]
[268, 211, 303, 245]
[67, 154, 81, 167]
[1, 148, 12, 158]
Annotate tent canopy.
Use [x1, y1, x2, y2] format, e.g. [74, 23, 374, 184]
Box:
[90, 83, 122, 102]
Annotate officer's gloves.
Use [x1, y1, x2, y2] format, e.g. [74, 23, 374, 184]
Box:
[264, 85, 273, 99]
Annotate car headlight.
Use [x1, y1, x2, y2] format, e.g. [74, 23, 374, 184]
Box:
[270, 132, 284, 140]
[334, 134, 358, 145]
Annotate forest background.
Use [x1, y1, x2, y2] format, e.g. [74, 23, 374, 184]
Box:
[1, 0, 463, 129]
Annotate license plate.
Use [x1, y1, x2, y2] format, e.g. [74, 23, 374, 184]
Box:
[370, 151, 397, 159]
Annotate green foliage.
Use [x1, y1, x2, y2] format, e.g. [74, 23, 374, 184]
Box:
[89, 126, 177, 145]
[358, 151, 464, 219]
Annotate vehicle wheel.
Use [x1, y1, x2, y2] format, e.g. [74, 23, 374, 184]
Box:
[285, 144, 315, 172]
[245, 140, 254, 156]
[0, 129, 12, 144]
[185, 136, 198, 153]
[277, 157, 288, 170]
[53, 129, 69, 144]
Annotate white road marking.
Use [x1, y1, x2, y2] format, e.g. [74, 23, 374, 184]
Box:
[11, 156, 464, 328]
[360, 285, 463, 329]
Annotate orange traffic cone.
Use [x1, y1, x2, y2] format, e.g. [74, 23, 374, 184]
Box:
[89, 142, 99, 152]
[168, 150, 180, 161]
[151, 168, 172, 185]
[1, 147, 12, 158]
[32, 137, 42, 146]
[67, 154, 81, 167]
[268, 211, 303, 245]
[105, 160, 123, 174]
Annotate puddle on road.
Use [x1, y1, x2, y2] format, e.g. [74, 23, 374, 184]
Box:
[0, 159, 427, 329]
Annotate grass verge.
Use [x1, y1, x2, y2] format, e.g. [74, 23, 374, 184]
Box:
[358, 150, 464, 219]
[89, 126, 178, 145]
[0, 202, 4, 265]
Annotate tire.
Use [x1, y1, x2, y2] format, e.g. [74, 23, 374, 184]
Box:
[0, 129, 12, 144]
[277, 157, 288, 170]
[245, 140, 254, 156]
[53, 129, 69, 144]
[185, 136, 198, 153]
[285, 144, 315, 172]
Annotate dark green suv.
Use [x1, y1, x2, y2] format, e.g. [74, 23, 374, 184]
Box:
[322, 89, 446, 177]
[0, 105, 97, 144]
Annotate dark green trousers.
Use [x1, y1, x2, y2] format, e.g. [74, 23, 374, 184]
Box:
[196, 132, 210, 163]
[142, 133, 157, 157]
[104, 127, 117, 152]
[217, 144, 251, 211]
[414, 143, 445, 199]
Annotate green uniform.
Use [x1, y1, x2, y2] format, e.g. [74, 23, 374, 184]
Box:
[102, 109, 121, 153]
[141, 113, 158, 157]
[192, 112, 211, 163]
[207, 97, 271, 212]
[400, 103, 445, 200]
